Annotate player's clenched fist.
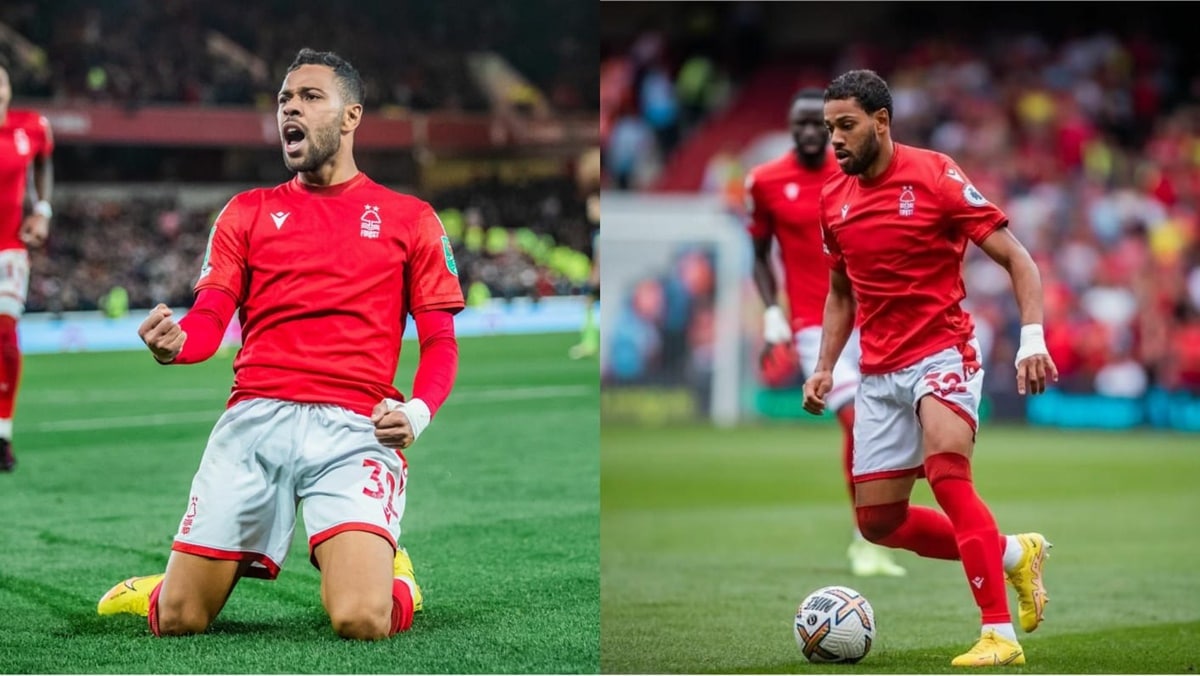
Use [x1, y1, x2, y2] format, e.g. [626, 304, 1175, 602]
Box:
[138, 303, 187, 364]
[802, 369, 834, 416]
[371, 399, 416, 450]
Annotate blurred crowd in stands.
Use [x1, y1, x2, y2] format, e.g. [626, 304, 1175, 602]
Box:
[602, 5, 1200, 395]
[27, 176, 596, 315]
[0, 0, 596, 113]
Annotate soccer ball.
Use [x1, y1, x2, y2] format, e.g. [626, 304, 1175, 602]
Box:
[793, 585, 875, 663]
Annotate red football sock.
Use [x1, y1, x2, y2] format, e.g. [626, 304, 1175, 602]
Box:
[836, 405, 856, 501]
[926, 453, 1010, 625]
[147, 579, 165, 637]
[0, 315, 21, 422]
[389, 578, 415, 635]
[856, 501, 961, 559]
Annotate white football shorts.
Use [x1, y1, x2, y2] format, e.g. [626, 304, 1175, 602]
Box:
[0, 248, 30, 318]
[796, 325, 862, 413]
[172, 398, 407, 578]
[852, 338, 985, 482]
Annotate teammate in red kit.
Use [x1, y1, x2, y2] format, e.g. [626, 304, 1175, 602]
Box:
[95, 49, 463, 640]
[0, 62, 54, 472]
[745, 88, 904, 578]
[804, 70, 1057, 666]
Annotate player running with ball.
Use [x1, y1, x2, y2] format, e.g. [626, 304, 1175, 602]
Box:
[805, 70, 1055, 667]
[96, 49, 463, 640]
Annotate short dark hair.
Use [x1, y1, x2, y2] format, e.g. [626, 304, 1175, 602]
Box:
[791, 87, 825, 106]
[287, 48, 365, 105]
[825, 70, 893, 122]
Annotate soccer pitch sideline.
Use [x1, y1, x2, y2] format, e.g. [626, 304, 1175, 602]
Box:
[0, 333, 598, 674]
[601, 421, 1200, 674]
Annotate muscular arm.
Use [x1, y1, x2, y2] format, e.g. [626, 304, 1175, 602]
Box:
[978, 226, 1057, 393]
[814, 268, 856, 373]
[751, 236, 779, 307]
[977, 227, 1043, 325]
[20, 153, 54, 247]
[29, 153, 53, 205]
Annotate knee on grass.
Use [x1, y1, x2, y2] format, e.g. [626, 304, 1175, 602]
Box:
[154, 599, 215, 637]
[328, 599, 393, 640]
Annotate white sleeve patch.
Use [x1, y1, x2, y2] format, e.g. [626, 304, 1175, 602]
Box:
[963, 184, 989, 207]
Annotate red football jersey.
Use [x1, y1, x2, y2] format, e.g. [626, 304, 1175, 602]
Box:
[820, 143, 1007, 374]
[197, 172, 465, 416]
[745, 150, 840, 330]
[0, 110, 53, 250]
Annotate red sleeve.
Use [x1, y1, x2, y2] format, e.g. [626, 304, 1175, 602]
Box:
[410, 309, 458, 417]
[407, 205, 466, 315]
[171, 288, 238, 365]
[819, 192, 846, 273]
[937, 160, 1008, 245]
[744, 171, 773, 241]
[195, 195, 251, 302]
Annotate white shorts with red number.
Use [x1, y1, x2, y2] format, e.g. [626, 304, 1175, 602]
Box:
[852, 339, 984, 482]
[173, 398, 407, 579]
[0, 249, 30, 318]
[796, 326, 862, 413]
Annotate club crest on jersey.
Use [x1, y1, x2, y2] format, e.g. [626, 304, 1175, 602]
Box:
[360, 205, 382, 239]
[899, 185, 916, 217]
[963, 184, 989, 207]
[12, 128, 30, 156]
[785, 182, 800, 201]
[840, 203, 850, 221]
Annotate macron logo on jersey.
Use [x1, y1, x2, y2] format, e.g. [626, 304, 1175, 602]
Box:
[271, 211, 290, 229]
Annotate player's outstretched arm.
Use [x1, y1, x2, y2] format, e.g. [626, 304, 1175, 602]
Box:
[803, 269, 855, 415]
[978, 227, 1059, 395]
[372, 309, 459, 450]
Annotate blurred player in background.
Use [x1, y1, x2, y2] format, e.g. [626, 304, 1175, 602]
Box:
[0, 62, 53, 473]
[96, 48, 464, 640]
[746, 88, 905, 578]
[571, 146, 600, 360]
[805, 69, 1056, 666]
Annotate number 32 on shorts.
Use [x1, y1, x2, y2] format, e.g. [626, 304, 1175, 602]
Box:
[362, 458, 404, 524]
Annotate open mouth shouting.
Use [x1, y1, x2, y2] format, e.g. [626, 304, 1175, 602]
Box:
[282, 121, 307, 155]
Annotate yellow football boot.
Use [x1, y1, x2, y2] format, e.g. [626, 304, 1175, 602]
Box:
[97, 574, 165, 616]
[950, 630, 1025, 667]
[393, 547, 423, 612]
[848, 539, 907, 577]
[1006, 533, 1051, 632]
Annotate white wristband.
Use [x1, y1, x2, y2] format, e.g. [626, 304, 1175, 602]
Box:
[384, 397, 431, 440]
[33, 200, 52, 218]
[763, 305, 792, 344]
[1014, 324, 1048, 367]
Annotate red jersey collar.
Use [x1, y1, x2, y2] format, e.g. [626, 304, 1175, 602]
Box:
[290, 171, 368, 195]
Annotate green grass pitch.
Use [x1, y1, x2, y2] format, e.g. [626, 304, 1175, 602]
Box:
[0, 333, 598, 674]
[601, 420, 1200, 674]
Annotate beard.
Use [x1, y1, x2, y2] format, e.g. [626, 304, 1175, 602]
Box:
[283, 123, 341, 174]
[840, 133, 880, 176]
